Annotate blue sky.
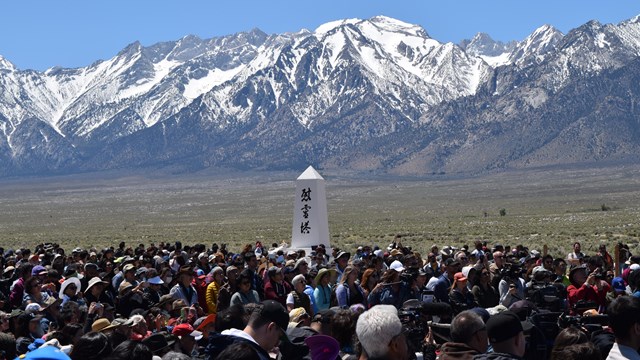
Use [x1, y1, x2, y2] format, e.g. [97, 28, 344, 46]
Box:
[2, 0, 640, 71]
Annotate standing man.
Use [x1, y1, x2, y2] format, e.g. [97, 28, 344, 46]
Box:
[567, 242, 585, 266]
[434, 259, 461, 303]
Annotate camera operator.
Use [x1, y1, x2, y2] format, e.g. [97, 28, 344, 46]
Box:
[499, 263, 526, 308]
[525, 266, 563, 312]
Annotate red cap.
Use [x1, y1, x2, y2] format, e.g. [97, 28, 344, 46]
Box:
[172, 323, 195, 337]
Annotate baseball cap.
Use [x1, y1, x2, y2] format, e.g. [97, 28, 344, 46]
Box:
[389, 260, 405, 272]
[486, 310, 532, 343]
[258, 300, 289, 334]
[612, 277, 626, 292]
[172, 323, 203, 341]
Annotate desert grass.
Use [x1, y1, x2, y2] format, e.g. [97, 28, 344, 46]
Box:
[0, 164, 638, 259]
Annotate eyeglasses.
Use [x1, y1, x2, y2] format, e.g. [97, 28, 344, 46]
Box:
[459, 257, 468, 261]
[481, 272, 489, 276]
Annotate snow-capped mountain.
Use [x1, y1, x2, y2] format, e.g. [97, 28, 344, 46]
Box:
[1, 15, 640, 176]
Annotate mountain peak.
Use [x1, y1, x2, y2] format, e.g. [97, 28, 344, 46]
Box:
[0, 55, 16, 71]
[314, 18, 361, 35]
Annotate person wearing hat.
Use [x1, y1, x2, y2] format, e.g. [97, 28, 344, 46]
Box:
[111, 260, 137, 292]
[205, 267, 225, 314]
[142, 331, 175, 358]
[59, 277, 81, 306]
[84, 277, 113, 308]
[433, 258, 461, 304]
[475, 310, 531, 360]
[314, 268, 335, 311]
[567, 264, 604, 315]
[449, 272, 478, 314]
[170, 267, 199, 307]
[607, 277, 629, 306]
[142, 275, 165, 306]
[205, 300, 289, 360]
[264, 266, 292, 307]
[216, 265, 239, 313]
[172, 323, 204, 356]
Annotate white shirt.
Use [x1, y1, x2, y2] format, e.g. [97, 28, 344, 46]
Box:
[606, 342, 640, 360]
[221, 328, 258, 345]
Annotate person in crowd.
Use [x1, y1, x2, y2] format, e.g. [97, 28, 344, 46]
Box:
[264, 266, 291, 307]
[243, 253, 264, 301]
[566, 265, 604, 314]
[170, 267, 199, 306]
[10, 264, 33, 308]
[474, 311, 529, 360]
[471, 267, 499, 308]
[84, 278, 112, 308]
[368, 269, 403, 308]
[567, 242, 585, 266]
[70, 331, 113, 360]
[313, 268, 334, 311]
[205, 300, 289, 360]
[287, 274, 313, 315]
[205, 267, 225, 314]
[335, 252, 350, 283]
[22, 276, 51, 308]
[230, 270, 260, 306]
[335, 266, 366, 309]
[355, 304, 409, 360]
[438, 310, 488, 360]
[434, 259, 461, 304]
[361, 268, 379, 298]
[217, 266, 239, 312]
[606, 296, 640, 360]
[449, 272, 477, 313]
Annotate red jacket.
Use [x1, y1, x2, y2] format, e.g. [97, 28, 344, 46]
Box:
[264, 280, 291, 307]
[567, 283, 606, 315]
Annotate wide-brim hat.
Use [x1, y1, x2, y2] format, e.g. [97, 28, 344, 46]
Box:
[86, 277, 109, 293]
[156, 294, 175, 307]
[314, 268, 336, 284]
[147, 276, 164, 285]
[569, 264, 588, 282]
[42, 296, 62, 309]
[142, 332, 175, 354]
[102, 317, 133, 332]
[59, 277, 81, 299]
[92, 318, 112, 332]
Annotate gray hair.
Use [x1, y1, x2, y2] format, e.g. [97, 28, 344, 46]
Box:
[356, 305, 402, 358]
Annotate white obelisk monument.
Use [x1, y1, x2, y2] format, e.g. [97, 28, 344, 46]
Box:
[291, 166, 330, 249]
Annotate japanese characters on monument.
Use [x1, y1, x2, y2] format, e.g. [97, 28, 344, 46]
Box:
[291, 166, 330, 249]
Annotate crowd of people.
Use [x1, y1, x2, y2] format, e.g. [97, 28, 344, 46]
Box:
[0, 238, 638, 360]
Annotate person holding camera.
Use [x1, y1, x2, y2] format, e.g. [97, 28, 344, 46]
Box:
[567, 265, 608, 315]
